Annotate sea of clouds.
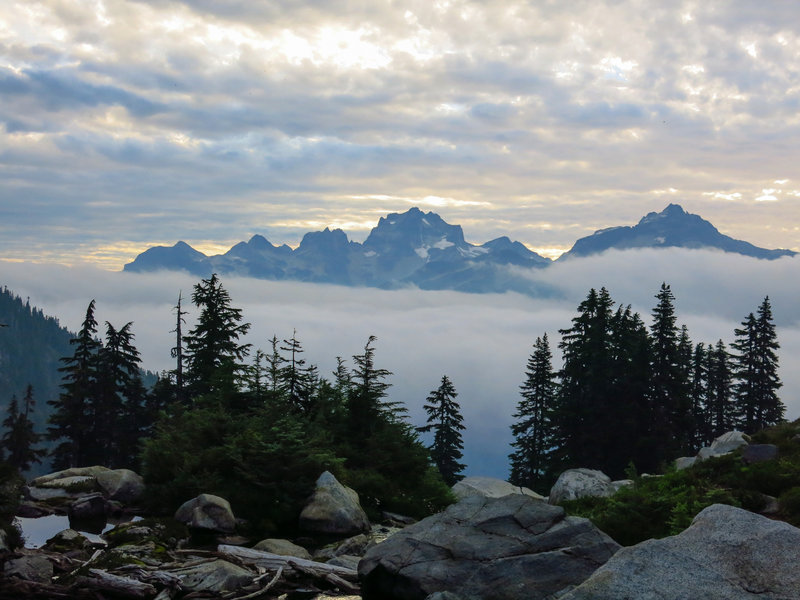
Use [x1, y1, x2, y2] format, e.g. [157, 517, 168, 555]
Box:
[2, 248, 799, 479]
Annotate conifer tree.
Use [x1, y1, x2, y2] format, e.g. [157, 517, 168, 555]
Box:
[509, 334, 557, 490]
[732, 297, 784, 432]
[419, 375, 465, 486]
[690, 342, 710, 450]
[280, 330, 318, 413]
[170, 291, 188, 406]
[706, 340, 734, 438]
[183, 274, 251, 403]
[348, 335, 397, 436]
[2, 386, 45, 472]
[48, 300, 101, 469]
[649, 283, 692, 459]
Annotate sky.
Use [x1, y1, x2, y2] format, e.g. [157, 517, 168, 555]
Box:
[3, 0, 800, 268]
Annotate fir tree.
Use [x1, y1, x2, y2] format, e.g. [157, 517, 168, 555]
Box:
[48, 300, 101, 469]
[348, 335, 397, 438]
[1, 386, 45, 472]
[509, 334, 557, 490]
[690, 342, 710, 450]
[419, 375, 466, 486]
[732, 297, 784, 431]
[706, 340, 734, 438]
[183, 274, 251, 403]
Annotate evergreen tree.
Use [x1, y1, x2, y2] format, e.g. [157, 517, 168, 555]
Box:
[555, 288, 617, 473]
[1, 386, 45, 472]
[706, 340, 734, 438]
[183, 274, 251, 403]
[419, 375, 466, 486]
[732, 297, 784, 432]
[509, 334, 557, 490]
[280, 330, 318, 413]
[690, 342, 710, 451]
[48, 300, 101, 469]
[170, 291, 188, 406]
[649, 283, 692, 459]
[348, 335, 397, 439]
[265, 335, 287, 396]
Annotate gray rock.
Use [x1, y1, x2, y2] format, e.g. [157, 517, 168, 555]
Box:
[299, 472, 370, 536]
[697, 431, 750, 461]
[17, 501, 55, 518]
[359, 494, 620, 600]
[175, 493, 236, 533]
[742, 443, 779, 464]
[3, 554, 54, 583]
[96, 469, 145, 503]
[327, 554, 360, 570]
[610, 479, 633, 493]
[451, 476, 545, 501]
[170, 558, 253, 592]
[0, 529, 8, 552]
[548, 468, 615, 504]
[68, 493, 107, 520]
[31, 466, 111, 487]
[561, 504, 800, 600]
[252, 538, 311, 560]
[674, 456, 696, 470]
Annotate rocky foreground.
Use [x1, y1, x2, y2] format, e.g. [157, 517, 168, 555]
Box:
[3, 431, 800, 599]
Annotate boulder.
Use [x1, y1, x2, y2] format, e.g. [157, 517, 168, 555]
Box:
[170, 558, 253, 593]
[96, 469, 145, 504]
[68, 493, 107, 520]
[299, 472, 370, 536]
[674, 456, 696, 471]
[548, 468, 615, 504]
[742, 444, 779, 464]
[3, 554, 54, 583]
[175, 494, 236, 533]
[253, 538, 312, 560]
[697, 431, 750, 461]
[359, 494, 620, 600]
[30, 466, 111, 487]
[610, 479, 633, 493]
[561, 504, 800, 600]
[451, 476, 545, 501]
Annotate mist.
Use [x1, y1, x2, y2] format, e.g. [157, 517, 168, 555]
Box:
[2, 248, 798, 479]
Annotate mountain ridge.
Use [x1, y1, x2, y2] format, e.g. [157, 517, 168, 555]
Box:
[123, 205, 796, 294]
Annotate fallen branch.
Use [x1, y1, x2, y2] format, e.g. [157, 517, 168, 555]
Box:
[217, 545, 358, 581]
[73, 569, 157, 599]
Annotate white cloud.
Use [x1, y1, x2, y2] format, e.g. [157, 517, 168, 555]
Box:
[2, 249, 799, 478]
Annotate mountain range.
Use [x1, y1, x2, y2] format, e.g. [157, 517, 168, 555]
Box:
[123, 204, 796, 294]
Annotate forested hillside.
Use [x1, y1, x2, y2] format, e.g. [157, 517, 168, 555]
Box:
[0, 287, 73, 453]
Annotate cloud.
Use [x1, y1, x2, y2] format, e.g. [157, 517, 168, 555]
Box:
[2, 248, 799, 479]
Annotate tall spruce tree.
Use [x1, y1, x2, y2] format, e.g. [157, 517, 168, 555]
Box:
[183, 274, 251, 404]
[706, 340, 734, 438]
[690, 342, 710, 451]
[555, 287, 616, 472]
[48, 300, 101, 469]
[509, 334, 557, 490]
[732, 297, 784, 431]
[649, 283, 692, 460]
[419, 375, 465, 486]
[2, 386, 45, 472]
[347, 335, 395, 439]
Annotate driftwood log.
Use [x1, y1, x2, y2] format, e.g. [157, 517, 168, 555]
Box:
[217, 544, 359, 581]
[74, 568, 158, 598]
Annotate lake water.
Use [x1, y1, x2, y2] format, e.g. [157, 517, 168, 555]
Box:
[14, 514, 141, 549]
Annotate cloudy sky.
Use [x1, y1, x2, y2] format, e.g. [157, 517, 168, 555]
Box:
[2, 0, 800, 268]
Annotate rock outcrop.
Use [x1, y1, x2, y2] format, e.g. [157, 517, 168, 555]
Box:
[451, 476, 545, 501]
[561, 504, 800, 600]
[299, 472, 370, 536]
[358, 493, 620, 600]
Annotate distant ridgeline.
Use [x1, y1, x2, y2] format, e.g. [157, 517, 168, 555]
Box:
[123, 204, 796, 293]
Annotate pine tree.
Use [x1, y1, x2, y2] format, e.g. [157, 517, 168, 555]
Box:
[2, 386, 45, 472]
[732, 297, 784, 432]
[170, 291, 188, 406]
[48, 300, 101, 469]
[280, 330, 318, 413]
[509, 334, 557, 490]
[183, 274, 251, 403]
[419, 375, 465, 486]
[690, 342, 710, 450]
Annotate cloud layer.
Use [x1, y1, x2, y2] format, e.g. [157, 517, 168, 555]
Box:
[2, 247, 799, 478]
[2, 1, 800, 266]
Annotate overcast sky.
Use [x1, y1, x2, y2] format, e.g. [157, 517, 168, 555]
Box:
[2, 1, 800, 268]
